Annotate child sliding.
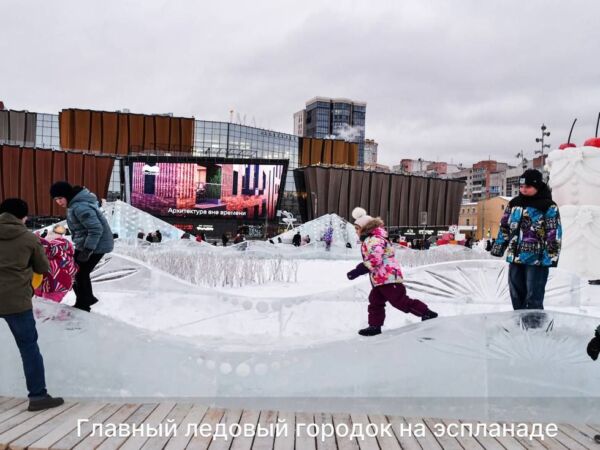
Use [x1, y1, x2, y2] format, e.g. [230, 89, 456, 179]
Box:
[347, 207, 438, 336]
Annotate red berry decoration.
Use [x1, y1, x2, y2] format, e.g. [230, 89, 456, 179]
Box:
[583, 113, 600, 148]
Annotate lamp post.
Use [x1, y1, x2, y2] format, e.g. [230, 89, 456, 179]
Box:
[515, 150, 528, 170]
[535, 124, 551, 166]
[311, 191, 318, 219]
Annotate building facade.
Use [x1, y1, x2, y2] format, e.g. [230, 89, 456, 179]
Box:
[298, 97, 367, 167]
[192, 120, 300, 216]
[458, 202, 478, 237]
[294, 166, 465, 228]
[476, 196, 511, 241]
[363, 138, 378, 169]
[293, 110, 305, 137]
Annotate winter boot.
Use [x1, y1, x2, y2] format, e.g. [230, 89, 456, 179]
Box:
[28, 395, 65, 412]
[358, 326, 382, 336]
[73, 303, 91, 312]
[421, 310, 439, 321]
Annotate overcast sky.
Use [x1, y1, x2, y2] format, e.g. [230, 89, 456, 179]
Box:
[2, 0, 599, 167]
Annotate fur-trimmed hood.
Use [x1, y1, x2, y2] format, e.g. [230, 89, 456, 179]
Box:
[360, 218, 385, 240]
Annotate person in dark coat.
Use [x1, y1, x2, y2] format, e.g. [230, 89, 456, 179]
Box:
[491, 169, 562, 313]
[221, 233, 229, 247]
[146, 232, 155, 243]
[155, 230, 162, 243]
[137, 232, 145, 240]
[50, 182, 114, 312]
[0, 198, 64, 411]
[292, 231, 301, 247]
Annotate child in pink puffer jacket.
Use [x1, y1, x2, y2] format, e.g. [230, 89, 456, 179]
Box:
[34, 225, 77, 303]
[347, 207, 438, 336]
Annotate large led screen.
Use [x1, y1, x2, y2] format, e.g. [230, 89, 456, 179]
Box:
[130, 161, 285, 220]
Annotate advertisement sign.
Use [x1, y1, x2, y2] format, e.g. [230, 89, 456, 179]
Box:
[129, 159, 286, 220]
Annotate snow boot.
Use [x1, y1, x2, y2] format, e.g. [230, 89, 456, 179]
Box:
[421, 310, 438, 321]
[28, 395, 64, 412]
[358, 326, 382, 336]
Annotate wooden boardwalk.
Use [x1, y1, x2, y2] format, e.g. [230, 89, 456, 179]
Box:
[0, 396, 599, 449]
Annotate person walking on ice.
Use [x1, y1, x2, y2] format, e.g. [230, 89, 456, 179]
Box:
[50, 181, 114, 312]
[347, 207, 438, 336]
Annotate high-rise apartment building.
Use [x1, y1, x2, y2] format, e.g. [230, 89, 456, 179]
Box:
[295, 97, 366, 166]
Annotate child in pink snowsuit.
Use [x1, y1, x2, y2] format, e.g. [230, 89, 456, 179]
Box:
[34, 226, 77, 302]
[347, 208, 438, 336]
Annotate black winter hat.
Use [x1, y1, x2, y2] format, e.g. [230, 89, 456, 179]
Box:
[50, 181, 74, 200]
[0, 198, 29, 219]
[520, 169, 543, 188]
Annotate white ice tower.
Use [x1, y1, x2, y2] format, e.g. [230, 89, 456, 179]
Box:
[547, 145, 600, 280]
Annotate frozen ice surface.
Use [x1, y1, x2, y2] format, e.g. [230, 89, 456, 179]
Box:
[1, 300, 599, 422]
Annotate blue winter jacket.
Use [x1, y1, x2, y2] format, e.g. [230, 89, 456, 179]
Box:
[491, 192, 562, 267]
[66, 189, 114, 254]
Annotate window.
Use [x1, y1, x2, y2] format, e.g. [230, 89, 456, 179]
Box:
[466, 219, 470, 226]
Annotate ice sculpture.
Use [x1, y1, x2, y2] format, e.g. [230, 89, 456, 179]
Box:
[103, 200, 184, 241]
[395, 244, 494, 268]
[547, 147, 600, 279]
[113, 242, 299, 287]
[276, 214, 359, 248]
[63, 253, 588, 347]
[403, 260, 585, 307]
[1, 299, 599, 422]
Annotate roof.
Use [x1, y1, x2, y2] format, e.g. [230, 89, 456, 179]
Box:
[305, 96, 367, 107]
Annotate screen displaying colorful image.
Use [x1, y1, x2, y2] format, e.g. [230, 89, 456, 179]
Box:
[130, 161, 285, 220]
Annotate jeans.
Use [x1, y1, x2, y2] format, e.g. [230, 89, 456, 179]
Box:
[368, 283, 430, 326]
[508, 263, 550, 310]
[73, 252, 104, 310]
[1, 309, 47, 398]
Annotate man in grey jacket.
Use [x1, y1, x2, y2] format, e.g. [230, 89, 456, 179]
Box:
[0, 198, 64, 411]
[50, 182, 114, 312]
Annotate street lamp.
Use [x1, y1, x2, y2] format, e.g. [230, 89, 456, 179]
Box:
[515, 150, 528, 170]
[535, 124, 551, 162]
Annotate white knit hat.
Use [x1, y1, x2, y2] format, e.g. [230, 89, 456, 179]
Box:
[352, 207, 373, 228]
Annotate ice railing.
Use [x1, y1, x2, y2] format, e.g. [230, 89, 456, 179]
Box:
[114, 237, 495, 264]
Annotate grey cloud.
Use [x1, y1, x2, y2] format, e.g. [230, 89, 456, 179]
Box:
[1, 0, 599, 166]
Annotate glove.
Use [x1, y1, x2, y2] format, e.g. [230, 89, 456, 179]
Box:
[587, 336, 600, 361]
[347, 263, 369, 280]
[490, 246, 503, 258]
[76, 249, 94, 263]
